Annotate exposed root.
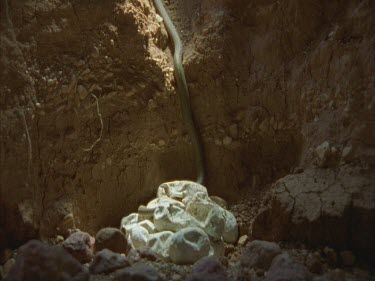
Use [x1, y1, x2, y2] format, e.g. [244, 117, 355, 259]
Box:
[20, 109, 32, 179]
[83, 94, 103, 152]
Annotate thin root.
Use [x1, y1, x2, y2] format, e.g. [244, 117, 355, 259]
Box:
[83, 94, 103, 152]
[20, 109, 32, 179]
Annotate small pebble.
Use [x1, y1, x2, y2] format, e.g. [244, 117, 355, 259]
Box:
[156, 14, 163, 23]
[76, 60, 85, 67]
[95, 227, 128, 254]
[223, 136, 232, 146]
[3, 258, 15, 277]
[62, 231, 94, 263]
[77, 85, 89, 100]
[323, 247, 338, 266]
[306, 252, 323, 274]
[0, 248, 13, 264]
[56, 235, 64, 243]
[238, 235, 248, 247]
[341, 145, 353, 162]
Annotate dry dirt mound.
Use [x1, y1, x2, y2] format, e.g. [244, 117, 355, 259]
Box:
[252, 167, 375, 258]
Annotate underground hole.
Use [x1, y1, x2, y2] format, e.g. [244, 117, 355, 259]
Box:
[0, 0, 374, 280]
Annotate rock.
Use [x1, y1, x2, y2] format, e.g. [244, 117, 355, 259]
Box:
[238, 235, 248, 247]
[240, 240, 282, 270]
[339, 251, 355, 267]
[89, 249, 130, 274]
[56, 213, 76, 238]
[315, 141, 331, 167]
[210, 196, 228, 209]
[266, 253, 313, 281]
[128, 225, 149, 249]
[185, 256, 227, 281]
[305, 252, 323, 274]
[169, 227, 210, 265]
[3, 258, 15, 276]
[95, 227, 128, 254]
[323, 247, 338, 266]
[147, 231, 173, 260]
[5, 240, 89, 281]
[62, 231, 94, 263]
[114, 263, 165, 281]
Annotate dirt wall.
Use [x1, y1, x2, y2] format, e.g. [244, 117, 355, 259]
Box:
[1, 0, 374, 254]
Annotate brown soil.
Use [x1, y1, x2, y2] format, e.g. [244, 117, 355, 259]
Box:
[1, 0, 374, 279]
[0, 0, 301, 244]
